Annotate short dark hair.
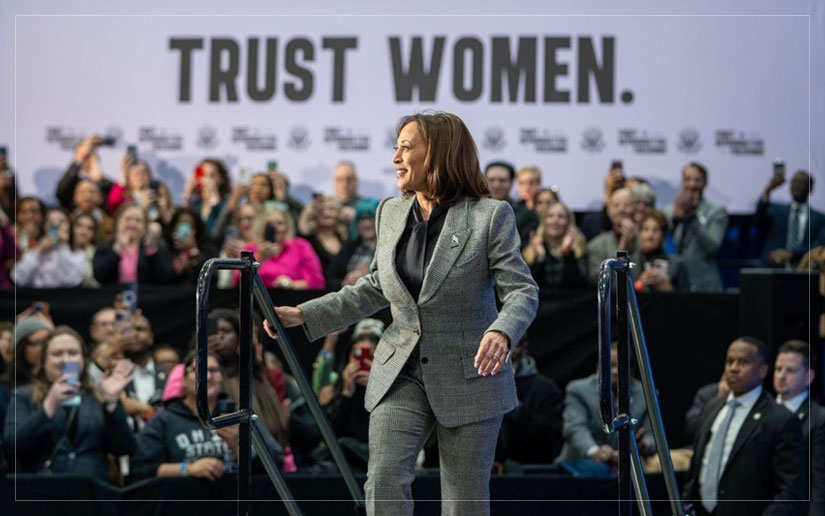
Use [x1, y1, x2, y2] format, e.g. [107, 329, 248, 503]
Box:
[640, 210, 669, 233]
[777, 339, 810, 370]
[683, 161, 708, 184]
[734, 336, 770, 366]
[484, 161, 516, 181]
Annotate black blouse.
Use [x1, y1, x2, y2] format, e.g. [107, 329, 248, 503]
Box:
[394, 198, 448, 301]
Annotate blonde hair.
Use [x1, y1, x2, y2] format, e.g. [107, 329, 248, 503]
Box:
[516, 166, 542, 183]
[304, 196, 348, 241]
[522, 201, 586, 263]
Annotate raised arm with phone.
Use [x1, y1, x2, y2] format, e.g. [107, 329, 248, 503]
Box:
[756, 163, 825, 267]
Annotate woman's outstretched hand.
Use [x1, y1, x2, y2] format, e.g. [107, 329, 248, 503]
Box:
[262, 306, 306, 339]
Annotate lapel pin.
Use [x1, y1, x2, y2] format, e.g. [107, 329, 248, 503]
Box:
[753, 412, 761, 421]
[799, 413, 805, 420]
[451, 234, 459, 247]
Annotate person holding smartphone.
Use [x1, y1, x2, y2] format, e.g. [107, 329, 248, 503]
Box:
[3, 326, 135, 481]
[757, 164, 825, 268]
[163, 207, 214, 285]
[181, 158, 233, 250]
[635, 210, 690, 293]
[93, 202, 173, 285]
[234, 204, 324, 290]
[12, 207, 87, 288]
[55, 134, 114, 213]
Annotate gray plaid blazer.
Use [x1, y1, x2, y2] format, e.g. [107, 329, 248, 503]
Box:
[299, 195, 539, 427]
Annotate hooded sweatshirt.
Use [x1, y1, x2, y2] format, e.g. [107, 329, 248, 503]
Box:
[131, 399, 237, 481]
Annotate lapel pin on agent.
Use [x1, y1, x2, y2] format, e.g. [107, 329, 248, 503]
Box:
[451, 234, 459, 247]
[753, 412, 761, 421]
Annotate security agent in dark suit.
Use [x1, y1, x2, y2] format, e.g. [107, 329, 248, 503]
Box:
[757, 169, 825, 268]
[684, 337, 805, 516]
[773, 340, 825, 516]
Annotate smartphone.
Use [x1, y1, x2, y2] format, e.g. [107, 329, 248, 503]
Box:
[352, 343, 373, 372]
[127, 144, 138, 160]
[100, 136, 117, 147]
[175, 222, 192, 241]
[194, 165, 205, 191]
[120, 283, 138, 313]
[115, 310, 130, 326]
[312, 192, 323, 201]
[267, 160, 278, 171]
[264, 224, 276, 243]
[48, 225, 59, 239]
[652, 259, 669, 276]
[207, 316, 219, 336]
[0, 146, 6, 157]
[773, 160, 785, 179]
[62, 361, 80, 386]
[62, 361, 82, 407]
[238, 167, 251, 185]
[610, 160, 623, 171]
[149, 179, 159, 191]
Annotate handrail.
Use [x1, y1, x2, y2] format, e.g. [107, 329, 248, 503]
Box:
[195, 252, 366, 516]
[627, 274, 690, 516]
[597, 252, 694, 516]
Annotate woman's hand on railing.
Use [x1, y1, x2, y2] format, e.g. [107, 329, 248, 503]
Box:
[263, 306, 306, 339]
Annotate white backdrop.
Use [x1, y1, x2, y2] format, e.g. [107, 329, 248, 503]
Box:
[4, 4, 823, 212]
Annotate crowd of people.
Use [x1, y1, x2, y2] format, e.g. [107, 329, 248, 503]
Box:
[0, 134, 823, 513]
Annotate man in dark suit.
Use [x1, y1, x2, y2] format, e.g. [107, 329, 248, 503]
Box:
[774, 340, 825, 516]
[757, 170, 825, 268]
[684, 337, 805, 516]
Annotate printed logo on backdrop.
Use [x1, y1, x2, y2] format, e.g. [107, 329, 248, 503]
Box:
[139, 127, 184, 151]
[520, 128, 567, 153]
[482, 127, 506, 151]
[46, 127, 85, 150]
[232, 127, 277, 151]
[715, 130, 764, 156]
[324, 127, 370, 151]
[581, 128, 605, 153]
[287, 126, 311, 150]
[618, 129, 666, 154]
[196, 126, 219, 150]
[677, 128, 701, 154]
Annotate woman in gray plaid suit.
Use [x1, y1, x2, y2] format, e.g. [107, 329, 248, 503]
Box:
[266, 112, 538, 515]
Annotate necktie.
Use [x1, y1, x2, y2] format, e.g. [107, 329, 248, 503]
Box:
[786, 205, 800, 251]
[701, 399, 740, 512]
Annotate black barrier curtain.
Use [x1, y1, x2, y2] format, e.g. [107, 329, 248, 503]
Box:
[1, 473, 680, 516]
[3, 286, 742, 448]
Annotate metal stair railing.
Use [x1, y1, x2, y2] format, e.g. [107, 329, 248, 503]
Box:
[597, 251, 694, 516]
[195, 251, 366, 516]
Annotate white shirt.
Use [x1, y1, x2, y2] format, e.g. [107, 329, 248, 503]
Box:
[132, 357, 157, 404]
[699, 385, 762, 488]
[777, 389, 808, 414]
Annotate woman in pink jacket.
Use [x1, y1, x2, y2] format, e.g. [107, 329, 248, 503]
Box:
[235, 204, 325, 290]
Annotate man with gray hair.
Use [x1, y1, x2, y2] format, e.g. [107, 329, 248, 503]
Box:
[630, 181, 656, 225]
[587, 187, 642, 283]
